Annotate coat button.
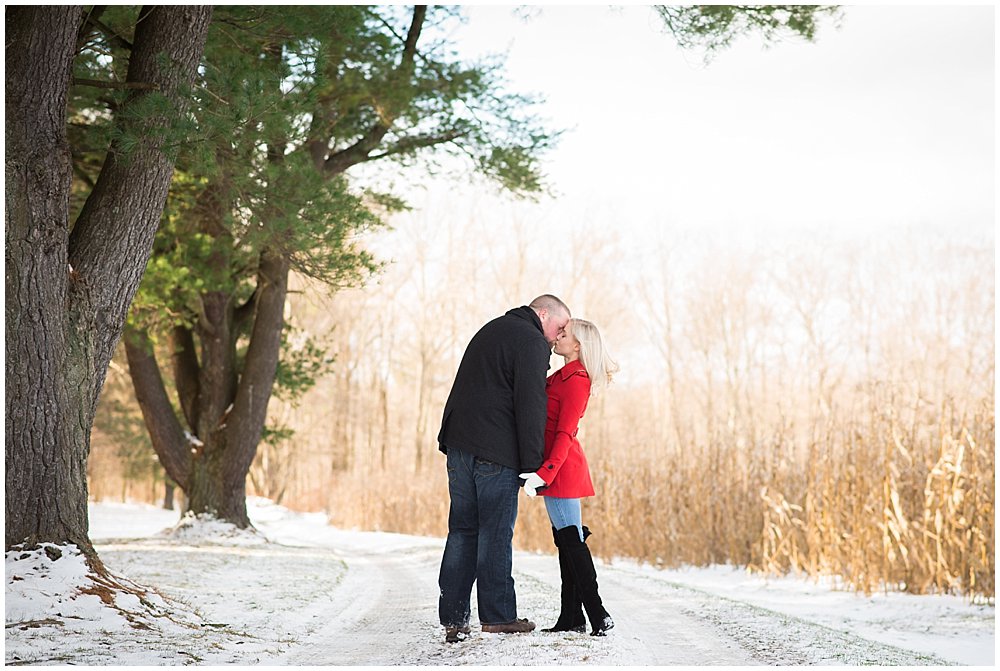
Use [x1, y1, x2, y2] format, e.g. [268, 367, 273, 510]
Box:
[547, 465, 554, 469]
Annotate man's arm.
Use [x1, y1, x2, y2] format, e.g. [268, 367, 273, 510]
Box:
[512, 338, 550, 472]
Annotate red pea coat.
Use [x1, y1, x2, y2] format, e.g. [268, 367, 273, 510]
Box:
[536, 359, 595, 498]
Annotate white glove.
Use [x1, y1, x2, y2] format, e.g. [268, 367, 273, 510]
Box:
[519, 472, 546, 497]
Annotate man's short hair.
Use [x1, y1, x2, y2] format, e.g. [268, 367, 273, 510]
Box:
[529, 294, 570, 318]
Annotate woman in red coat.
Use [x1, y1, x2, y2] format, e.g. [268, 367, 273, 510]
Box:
[520, 318, 618, 636]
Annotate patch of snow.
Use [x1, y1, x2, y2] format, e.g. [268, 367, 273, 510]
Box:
[610, 562, 996, 666]
[5, 544, 127, 633]
[4, 542, 210, 665]
[157, 511, 269, 547]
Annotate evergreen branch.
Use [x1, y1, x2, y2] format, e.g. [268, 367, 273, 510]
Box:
[366, 129, 468, 161]
[197, 83, 231, 107]
[654, 5, 840, 59]
[370, 5, 427, 65]
[401, 5, 427, 65]
[372, 8, 450, 83]
[321, 6, 427, 176]
[73, 77, 160, 91]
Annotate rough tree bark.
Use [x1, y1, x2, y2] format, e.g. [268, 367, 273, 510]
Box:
[125, 7, 428, 527]
[5, 5, 85, 553]
[5, 6, 212, 559]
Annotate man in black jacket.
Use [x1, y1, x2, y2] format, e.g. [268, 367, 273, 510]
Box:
[437, 295, 571, 643]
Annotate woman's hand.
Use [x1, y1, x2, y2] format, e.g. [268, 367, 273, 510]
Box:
[519, 472, 546, 497]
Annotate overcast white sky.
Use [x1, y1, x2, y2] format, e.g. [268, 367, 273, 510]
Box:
[427, 4, 995, 240]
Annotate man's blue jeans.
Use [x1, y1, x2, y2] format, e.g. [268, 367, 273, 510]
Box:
[438, 447, 520, 626]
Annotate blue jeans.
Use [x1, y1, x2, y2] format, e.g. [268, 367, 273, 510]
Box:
[438, 447, 520, 626]
[543, 496, 584, 542]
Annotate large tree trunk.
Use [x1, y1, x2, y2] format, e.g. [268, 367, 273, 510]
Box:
[5, 5, 86, 552]
[126, 251, 289, 528]
[5, 6, 212, 557]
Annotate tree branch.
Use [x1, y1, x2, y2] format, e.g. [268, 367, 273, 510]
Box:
[71, 160, 97, 190]
[233, 287, 259, 331]
[321, 5, 427, 176]
[76, 5, 107, 52]
[170, 325, 201, 432]
[124, 327, 192, 490]
[67, 5, 213, 399]
[366, 129, 468, 162]
[227, 248, 289, 479]
[401, 5, 427, 61]
[72, 77, 160, 91]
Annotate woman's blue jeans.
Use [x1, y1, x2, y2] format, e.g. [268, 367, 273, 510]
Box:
[543, 495, 584, 542]
[438, 447, 520, 626]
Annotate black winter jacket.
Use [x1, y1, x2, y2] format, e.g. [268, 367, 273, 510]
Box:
[437, 306, 551, 472]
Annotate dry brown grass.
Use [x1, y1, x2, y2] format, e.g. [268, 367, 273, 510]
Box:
[744, 397, 994, 598]
[304, 388, 993, 601]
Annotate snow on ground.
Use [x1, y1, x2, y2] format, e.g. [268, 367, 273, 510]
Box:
[5, 497, 995, 666]
[610, 562, 995, 667]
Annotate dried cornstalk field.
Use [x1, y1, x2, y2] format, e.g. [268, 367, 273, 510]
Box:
[90, 205, 995, 600]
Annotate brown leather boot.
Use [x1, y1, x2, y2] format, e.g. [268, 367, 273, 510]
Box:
[481, 618, 536, 633]
[444, 625, 471, 643]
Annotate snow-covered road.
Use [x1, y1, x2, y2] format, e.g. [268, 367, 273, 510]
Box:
[5, 499, 993, 666]
[271, 536, 757, 666]
[258, 516, 955, 667]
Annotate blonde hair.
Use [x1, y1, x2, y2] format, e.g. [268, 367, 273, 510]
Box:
[568, 318, 618, 395]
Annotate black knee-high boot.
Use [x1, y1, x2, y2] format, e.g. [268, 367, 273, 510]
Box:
[554, 525, 614, 636]
[542, 527, 586, 632]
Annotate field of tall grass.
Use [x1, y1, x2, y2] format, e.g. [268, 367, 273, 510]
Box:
[316, 388, 993, 601]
